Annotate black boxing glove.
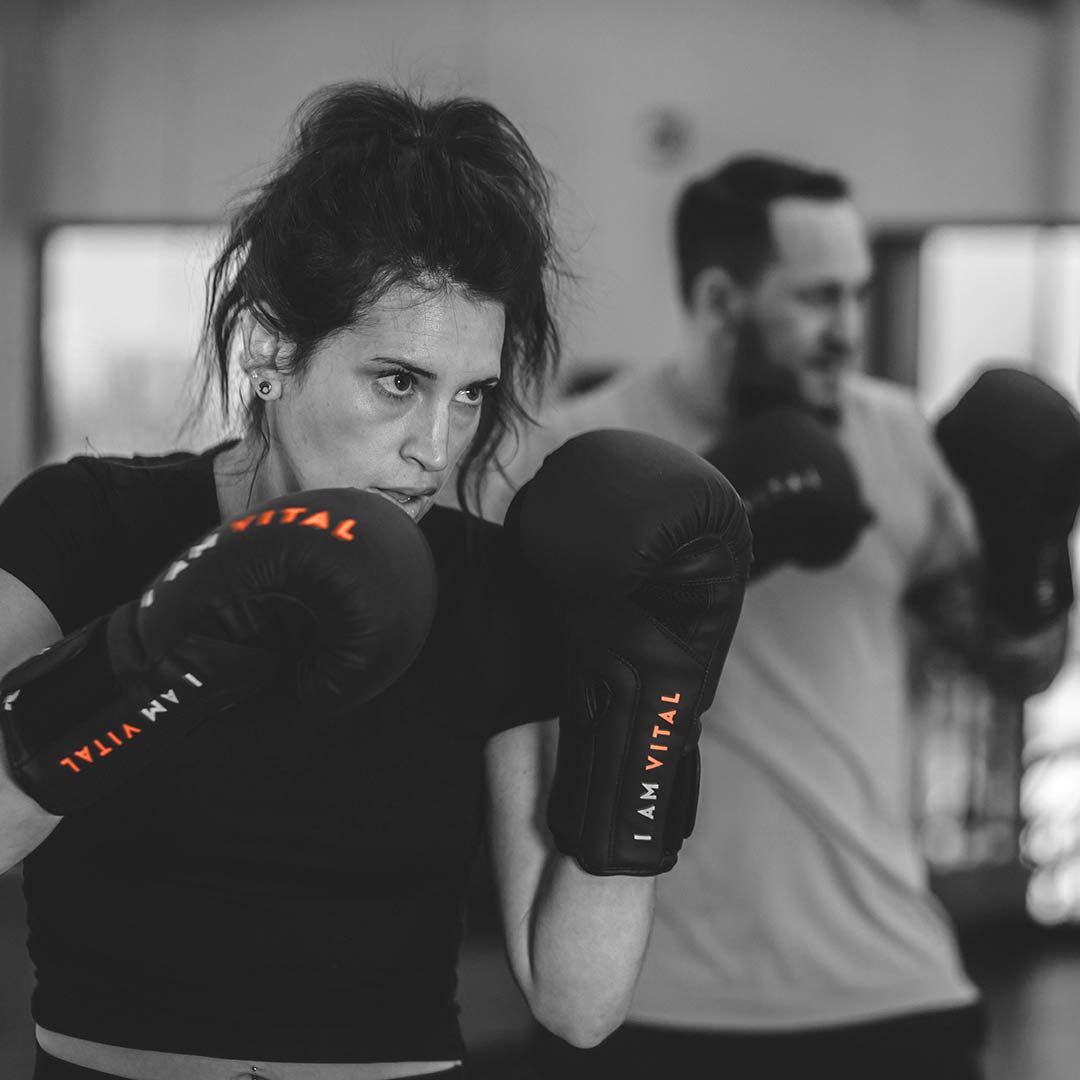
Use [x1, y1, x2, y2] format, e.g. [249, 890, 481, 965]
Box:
[1, 489, 436, 814]
[935, 367, 1080, 634]
[507, 429, 751, 875]
[705, 404, 875, 580]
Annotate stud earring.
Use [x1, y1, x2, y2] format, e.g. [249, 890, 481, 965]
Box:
[251, 373, 280, 401]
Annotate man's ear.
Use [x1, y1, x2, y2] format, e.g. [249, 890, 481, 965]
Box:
[690, 266, 747, 331]
[238, 309, 292, 375]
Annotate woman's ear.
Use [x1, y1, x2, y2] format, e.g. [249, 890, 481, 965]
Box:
[238, 310, 292, 376]
[690, 265, 746, 333]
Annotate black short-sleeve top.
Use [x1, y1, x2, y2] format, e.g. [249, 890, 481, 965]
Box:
[0, 445, 560, 1063]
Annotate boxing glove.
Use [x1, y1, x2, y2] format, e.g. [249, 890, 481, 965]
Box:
[935, 367, 1080, 634]
[705, 404, 875, 580]
[506, 429, 751, 876]
[1, 488, 437, 815]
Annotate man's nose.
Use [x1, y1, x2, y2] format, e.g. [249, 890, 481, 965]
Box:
[826, 295, 864, 354]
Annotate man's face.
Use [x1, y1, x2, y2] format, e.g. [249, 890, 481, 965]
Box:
[741, 197, 873, 425]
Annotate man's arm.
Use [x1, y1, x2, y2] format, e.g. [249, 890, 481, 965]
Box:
[905, 559, 1069, 699]
[914, 367, 1080, 699]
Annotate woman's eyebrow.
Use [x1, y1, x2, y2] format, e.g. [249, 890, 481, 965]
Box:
[366, 356, 437, 380]
[365, 356, 500, 386]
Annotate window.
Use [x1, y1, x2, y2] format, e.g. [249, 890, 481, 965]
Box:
[39, 222, 231, 466]
[875, 223, 1080, 922]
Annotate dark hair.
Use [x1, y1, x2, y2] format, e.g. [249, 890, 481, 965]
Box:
[197, 81, 562, 513]
[674, 155, 850, 307]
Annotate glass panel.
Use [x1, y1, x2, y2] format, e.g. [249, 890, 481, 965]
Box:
[1022, 532, 1080, 924]
[907, 224, 1080, 920]
[912, 664, 1022, 871]
[40, 222, 231, 465]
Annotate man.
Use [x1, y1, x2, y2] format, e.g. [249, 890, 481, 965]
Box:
[478, 156, 1072, 1079]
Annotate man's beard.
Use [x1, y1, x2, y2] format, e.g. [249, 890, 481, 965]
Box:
[724, 318, 843, 428]
[809, 400, 843, 428]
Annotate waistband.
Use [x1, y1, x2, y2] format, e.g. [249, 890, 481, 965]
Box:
[33, 1046, 470, 1080]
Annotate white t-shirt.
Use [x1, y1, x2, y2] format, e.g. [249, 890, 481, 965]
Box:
[487, 363, 981, 1030]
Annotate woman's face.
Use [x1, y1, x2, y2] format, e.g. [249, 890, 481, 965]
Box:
[261, 282, 505, 521]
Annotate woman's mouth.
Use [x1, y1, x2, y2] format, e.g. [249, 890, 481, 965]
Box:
[372, 487, 437, 516]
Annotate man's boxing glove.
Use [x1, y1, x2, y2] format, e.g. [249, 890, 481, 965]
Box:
[506, 429, 751, 876]
[704, 404, 875, 580]
[935, 366, 1080, 635]
[1, 488, 437, 815]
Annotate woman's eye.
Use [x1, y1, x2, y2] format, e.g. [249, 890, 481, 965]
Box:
[456, 381, 497, 407]
[377, 371, 416, 398]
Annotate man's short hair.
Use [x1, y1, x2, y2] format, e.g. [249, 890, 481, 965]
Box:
[674, 155, 850, 307]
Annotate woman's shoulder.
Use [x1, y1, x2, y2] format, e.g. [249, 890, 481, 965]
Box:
[0, 456, 121, 558]
[5, 445, 217, 515]
[79, 446, 221, 534]
[0, 445, 224, 633]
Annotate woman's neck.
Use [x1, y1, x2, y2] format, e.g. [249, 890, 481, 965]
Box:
[213, 435, 278, 521]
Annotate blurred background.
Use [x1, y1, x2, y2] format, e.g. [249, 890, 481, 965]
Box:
[3, 0, 1080, 1077]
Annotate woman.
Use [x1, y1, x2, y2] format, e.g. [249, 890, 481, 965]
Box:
[0, 82, 748, 1080]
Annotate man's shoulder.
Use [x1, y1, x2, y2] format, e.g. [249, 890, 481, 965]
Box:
[846, 371, 920, 416]
[845, 372, 933, 443]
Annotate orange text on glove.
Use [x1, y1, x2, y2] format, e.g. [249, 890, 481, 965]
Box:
[56, 672, 205, 774]
[634, 691, 680, 842]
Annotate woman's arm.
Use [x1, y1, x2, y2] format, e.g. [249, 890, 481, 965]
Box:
[481, 429, 749, 1046]
[484, 717, 655, 1049]
[0, 568, 65, 873]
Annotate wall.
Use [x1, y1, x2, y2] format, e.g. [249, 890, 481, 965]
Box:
[0, 0, 1058, 491]
[0, 0, 48, 495]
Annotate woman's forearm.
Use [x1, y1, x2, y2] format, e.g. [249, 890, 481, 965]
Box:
[523, 853, 656, 1048]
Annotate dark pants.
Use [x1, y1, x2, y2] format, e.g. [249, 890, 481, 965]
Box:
[531, 1002, 986, 1080]
[32, 1046, 468, 1080]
